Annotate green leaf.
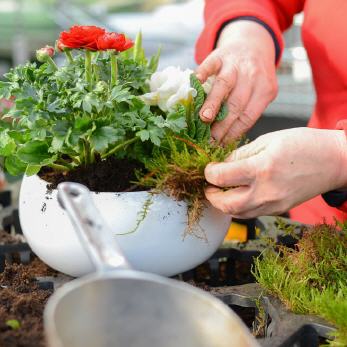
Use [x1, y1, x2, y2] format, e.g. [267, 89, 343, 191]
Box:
[166, 110, 187, 133]
[5, 156, 27, 176]
[148, 46, 161, 73]
[17, 140, 51, 164]
[74, 116, 92, 131]
[195, 121, 209, 143]
[216, 103, 228, 121]
[148, 126, 164, 146]
[202, 125, 211, 143]
[0, 81, 12, 99]
[133, 31, 146, 66]
[190, 74, 206, 117]
[25, 164, 41, 176]
[136, 129, 150, 141]
[82, 95, 92, 113]
[50, 136, 65, 152]
[90, 126, 125, 152]
[47, 99, 65, 114]
[110, 86, 134, 104]
[53, 120, 70, 137]
[183, 104, 195, 138]
[0, 131, 16, 156]
[189, 74, 213, 143]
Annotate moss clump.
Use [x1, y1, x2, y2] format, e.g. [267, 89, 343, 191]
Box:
[139, 135, 238, 234]
[254, 222, 347, 346]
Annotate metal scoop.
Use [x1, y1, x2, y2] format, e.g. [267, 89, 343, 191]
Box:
[44, 182, 259, 347]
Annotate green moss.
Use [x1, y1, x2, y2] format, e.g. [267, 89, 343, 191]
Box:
[254, 222, 347, 346]
[138, 135, 238, 233]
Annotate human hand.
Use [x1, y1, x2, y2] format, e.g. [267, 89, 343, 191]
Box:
[204, 128, 347, 218]
[196, 21, 278, 144]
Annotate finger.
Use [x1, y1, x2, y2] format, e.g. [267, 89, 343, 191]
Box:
[204, 185, 253, 215]
[200, 64, 237, 123]
[195, 54, 222, 83]
[231, 202, 286, 219]
[225, 137, 269, 162]
[211, 74, 254, 141]
[204, 159, 255, 187]
[222, 83, 276, 143]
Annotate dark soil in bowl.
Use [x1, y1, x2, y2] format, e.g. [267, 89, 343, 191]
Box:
[0, 257, 57, 347]
[39, 157, 147, 192]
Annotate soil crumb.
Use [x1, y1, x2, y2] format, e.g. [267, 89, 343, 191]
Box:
[0, 230, 25, 245]
[0, 258, 57, 347]
[39, 157, 146, 192]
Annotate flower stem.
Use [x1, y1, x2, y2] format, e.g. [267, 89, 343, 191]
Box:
[46, 56, 58, 71]
[57, 157, 74, 170]
[85, 50, 92, 91]
[173, 135, 210, 158]
[64, 50, 74, 64]
[48, 163, 70, 171]
[93, 64, 99, 83]
[101, 137, 138, 159]
[110, 52, 118, 87]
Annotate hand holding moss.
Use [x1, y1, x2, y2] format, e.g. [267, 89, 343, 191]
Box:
[196, 21, 278, 144]
[204, 128, 347, 218]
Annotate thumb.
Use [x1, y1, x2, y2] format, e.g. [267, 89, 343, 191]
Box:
[205, 158, 256, 187]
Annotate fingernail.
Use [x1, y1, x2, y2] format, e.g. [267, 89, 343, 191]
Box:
[202, 108, 213, 120]
[195, 73, 202, 80]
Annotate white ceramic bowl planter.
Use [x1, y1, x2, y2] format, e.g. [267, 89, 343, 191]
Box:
[19, 174, 231, 277]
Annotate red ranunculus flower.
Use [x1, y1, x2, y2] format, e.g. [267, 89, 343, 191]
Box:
[58, 25, 106, 50]
[97, 32, 134, 52]
[121, 38, 134, 52]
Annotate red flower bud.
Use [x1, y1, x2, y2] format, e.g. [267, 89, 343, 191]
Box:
[97, 32, 134, 52]
[58, 25, 106, 51]
[36, 45, 55, 62]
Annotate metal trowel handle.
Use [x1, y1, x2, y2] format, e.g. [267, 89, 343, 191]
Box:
[57, 182, 131, 272]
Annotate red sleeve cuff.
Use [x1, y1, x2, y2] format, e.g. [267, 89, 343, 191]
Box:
[195, 2, 284, 64]
[322, 119, 347, 213]
[336, 119, 347, 136]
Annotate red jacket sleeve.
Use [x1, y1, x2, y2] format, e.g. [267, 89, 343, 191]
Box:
[195, 0, 305, 64]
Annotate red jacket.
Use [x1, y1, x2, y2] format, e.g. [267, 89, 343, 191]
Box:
[195, 0, 347, 224]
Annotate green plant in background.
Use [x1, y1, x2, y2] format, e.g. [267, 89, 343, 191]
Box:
[254, 222, 347, 346]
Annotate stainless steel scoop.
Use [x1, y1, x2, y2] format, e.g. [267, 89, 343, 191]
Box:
[44, 182, 259, 347]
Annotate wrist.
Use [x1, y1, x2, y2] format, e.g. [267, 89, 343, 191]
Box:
[333, 130, 347, 189]
[217, 20, 276, 63]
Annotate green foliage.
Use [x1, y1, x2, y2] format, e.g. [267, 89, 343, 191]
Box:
[254, 223, 347, 346]
[0, 38, 172, 174]
[0, 29, 240, 229]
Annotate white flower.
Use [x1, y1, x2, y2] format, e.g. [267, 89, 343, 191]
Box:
[140, 66, 197, 112]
